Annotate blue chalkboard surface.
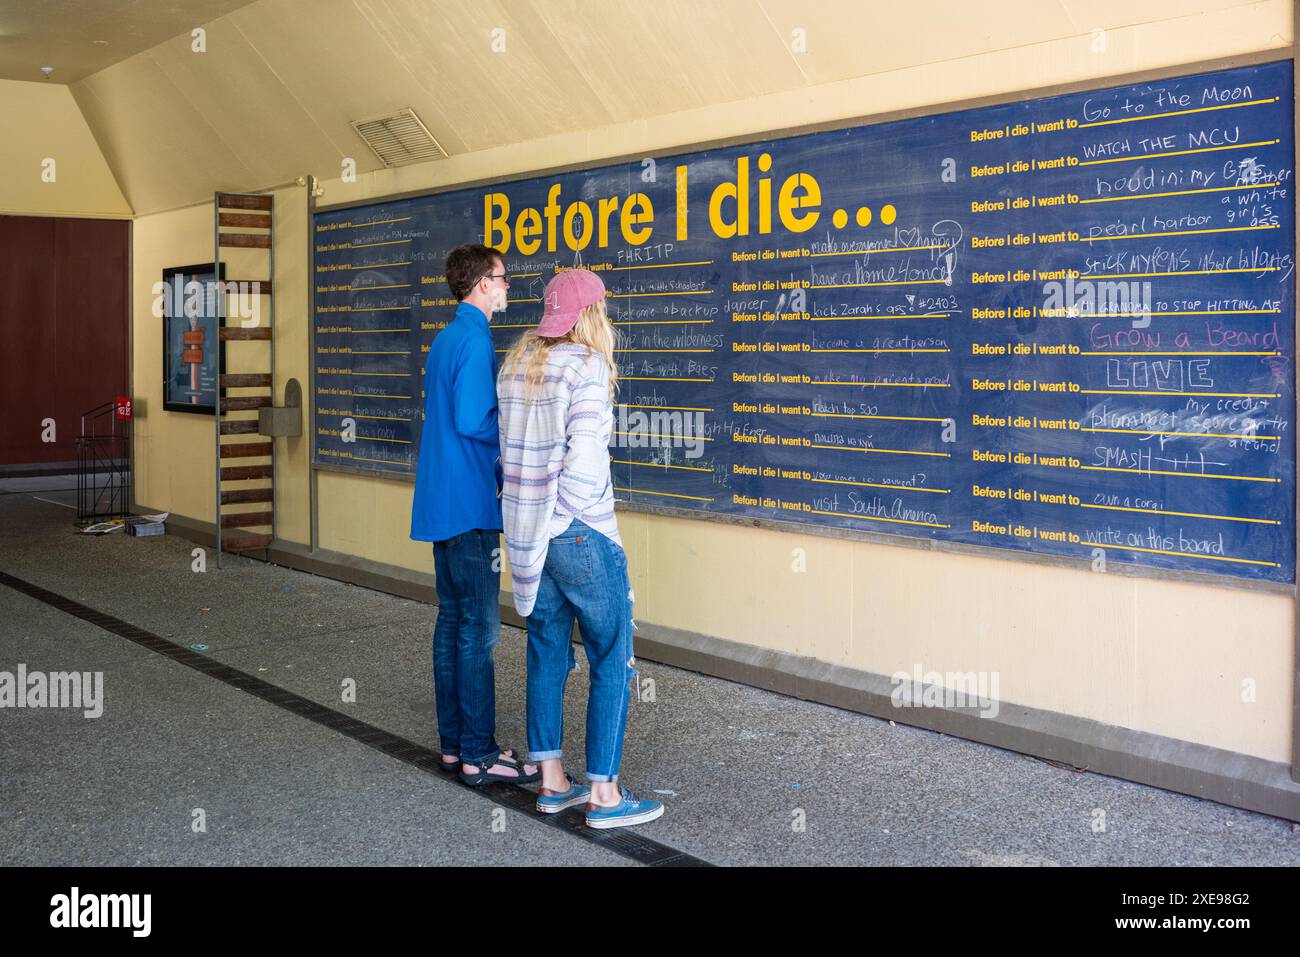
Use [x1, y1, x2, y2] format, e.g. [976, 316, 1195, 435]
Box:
[313, 60, 1296, 584]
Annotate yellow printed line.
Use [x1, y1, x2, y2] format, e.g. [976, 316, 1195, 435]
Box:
[608, 290, 714, 298]
[353, 328, 408, 333]
[809, 380, 950, 388]
[610, 459, 710, 472]
[807, 507, 949, 529]
[1080, 138, 1281, 166]
[813, 279, 949, 289]
[1082, 267, 1280, 279]
[1079, 182, 1277, 204]
[601, 260, 714, 271]
[342, 392, 411, 399]
[509, 272, 541, 278]
[1057, 308, 1280, 317]
[1083, 542, 1279, 567]
[351, 239, 412, 249]
[810, 348, 949, 353]
[622, 376, 715, 382]
[352, 455, 409, 466]
[322, 260, 411, 270]
[1080, 351, 1278, 356]
[1079, 502, 1279, 525]
[809, 313, 951, 321]
[351, 372, 409, 378]
[810, 412, 948, 423]
[612, 320, 716, 326]
[809, 245, 945, 257]
[614, 348, 716, 353]
[613, 432, 713, 441]
[1081, 426, 1279, 440]
[1083, 224, 1280, 242]
[358, 435, 411, 445]
[1079, 99, 1279, 129]
[348, 216, 412, 228]
[352, 351, 410, 355]
[1079, 464, 1279, 483]
[808, 476, 949, 494]
[349, 306, 408, 312]
[622, 404, 713, 412]
[505, 297, 543, 304]
[613, 486, 713, 502]
[316, 411, 412, 422]
[809, 442, 950, 458]
[1082, 389, 1279, 398]
[350, 283, 411, 290]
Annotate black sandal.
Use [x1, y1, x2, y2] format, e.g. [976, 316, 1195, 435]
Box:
[438, 748, 520, 775]
[459, 752, 541, 786]
[437, 754, 460, 775]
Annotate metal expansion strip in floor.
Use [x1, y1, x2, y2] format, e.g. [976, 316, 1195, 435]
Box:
[0, 569, 710, 868]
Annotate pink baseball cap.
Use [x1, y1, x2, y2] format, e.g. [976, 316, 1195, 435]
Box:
[536, 268, 606, 337]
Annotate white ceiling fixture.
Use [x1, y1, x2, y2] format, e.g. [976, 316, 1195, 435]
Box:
[350, 108, 447, 168]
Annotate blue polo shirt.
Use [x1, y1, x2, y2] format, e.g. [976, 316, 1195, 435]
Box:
[410, 301, 502, 542]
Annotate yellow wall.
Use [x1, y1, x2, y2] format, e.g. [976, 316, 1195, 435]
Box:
[132, 185, 310, 542]
[0, 79, 131, 218]
[131, 0, 1296, 764]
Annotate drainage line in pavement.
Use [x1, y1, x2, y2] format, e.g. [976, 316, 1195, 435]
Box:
[0, 569, 710, 868]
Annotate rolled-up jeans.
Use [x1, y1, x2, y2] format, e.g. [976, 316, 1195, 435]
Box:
[432, 528, 503, 768]
[525, 518, 636, 783]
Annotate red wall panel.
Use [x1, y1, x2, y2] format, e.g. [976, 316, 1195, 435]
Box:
[0, 215, 128, 467]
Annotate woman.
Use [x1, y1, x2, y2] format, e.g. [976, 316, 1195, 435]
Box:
[496, 268, 663, 829]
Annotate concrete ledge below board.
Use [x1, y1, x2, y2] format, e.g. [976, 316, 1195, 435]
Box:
[144, 504, 1300, 823]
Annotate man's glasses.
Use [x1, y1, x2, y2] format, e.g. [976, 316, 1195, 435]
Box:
[483, 272, 510, 285]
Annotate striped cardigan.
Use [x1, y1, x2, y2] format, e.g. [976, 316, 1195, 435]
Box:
[497, 344, 621, 616]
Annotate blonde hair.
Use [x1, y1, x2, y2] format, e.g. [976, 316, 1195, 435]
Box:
[501, 296, 619, 398]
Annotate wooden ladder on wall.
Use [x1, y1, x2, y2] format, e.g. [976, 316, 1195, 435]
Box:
[213, 191, 275, 567]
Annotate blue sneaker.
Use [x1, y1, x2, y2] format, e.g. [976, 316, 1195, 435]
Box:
[584, 788, 665, 829]
[536, 774, 591, 814]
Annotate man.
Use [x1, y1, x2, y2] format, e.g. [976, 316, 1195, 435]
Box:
[410, 244, 539, 785]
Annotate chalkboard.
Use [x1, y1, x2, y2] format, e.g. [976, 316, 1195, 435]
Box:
[313, 60, 1296, 584]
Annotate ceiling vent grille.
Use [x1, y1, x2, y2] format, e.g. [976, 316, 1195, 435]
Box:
[350, 109, 447, 167]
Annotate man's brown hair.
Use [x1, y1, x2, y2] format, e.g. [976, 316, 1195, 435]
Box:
[445, 244, 502, 301]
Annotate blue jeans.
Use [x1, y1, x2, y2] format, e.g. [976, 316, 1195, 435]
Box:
[432, 529, 504, 767]
[525, 518, 636, 783]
